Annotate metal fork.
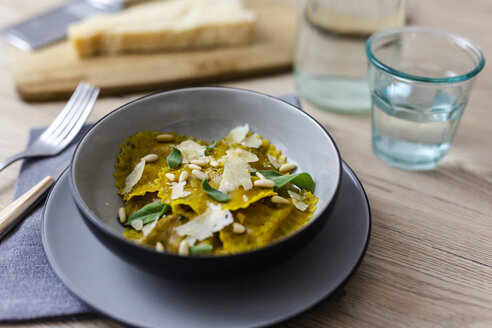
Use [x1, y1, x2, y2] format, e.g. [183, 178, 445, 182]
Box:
[0, 82, 99, 172]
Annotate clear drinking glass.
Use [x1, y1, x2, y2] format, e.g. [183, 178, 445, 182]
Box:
[366, 27, 485, 170]
[294, 0, 406, 114]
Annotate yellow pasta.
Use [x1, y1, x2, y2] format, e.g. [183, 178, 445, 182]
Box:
[114, 125, 318, 256]
[114, 131, 187, 201]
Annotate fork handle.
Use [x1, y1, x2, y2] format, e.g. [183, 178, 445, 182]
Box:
[0, 151, 30, 173]
[0, 176, 55, 240]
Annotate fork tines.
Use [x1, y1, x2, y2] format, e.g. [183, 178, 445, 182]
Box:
[40, 82, 99, 148]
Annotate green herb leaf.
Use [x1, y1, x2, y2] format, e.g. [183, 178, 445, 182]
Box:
[202, 179, 230, 202]
[190, 244, 213, 255]
[256, 170, 315, 193]
[167, 145, 182, 169]
[207, 141, 217, 149]
[123, 201, 171, 226]
[205, 141, 217, 155]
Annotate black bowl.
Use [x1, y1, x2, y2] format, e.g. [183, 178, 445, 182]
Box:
[69, 87, 342, 280]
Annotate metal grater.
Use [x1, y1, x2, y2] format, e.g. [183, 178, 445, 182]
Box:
[1, 0, 124, 51]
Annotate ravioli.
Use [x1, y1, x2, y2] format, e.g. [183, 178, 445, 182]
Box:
[114, 131, 187, 201]
[115, 125, 319, 256]
[219, 200, 293, 253]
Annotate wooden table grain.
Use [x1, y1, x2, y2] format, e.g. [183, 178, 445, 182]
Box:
[1, 0, 492, 327]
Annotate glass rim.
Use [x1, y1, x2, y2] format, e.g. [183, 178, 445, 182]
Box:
[366, 26, 486, 83]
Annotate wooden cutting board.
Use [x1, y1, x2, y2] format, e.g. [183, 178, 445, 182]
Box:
[9, 0, 296, 101]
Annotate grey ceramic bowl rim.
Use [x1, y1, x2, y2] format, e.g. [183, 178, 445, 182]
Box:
[69, 86, 343, 261]
[366, 26, 486, 83]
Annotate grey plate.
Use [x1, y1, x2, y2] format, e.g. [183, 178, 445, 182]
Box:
[42, 162, 370, 328]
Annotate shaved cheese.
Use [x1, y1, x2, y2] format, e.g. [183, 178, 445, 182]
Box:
[241, 133, 262, 148]
[175, 203, 233, 245]
[177, 140, 208, 163]
[171, 181, 191, 199]
[219, 159, 251, 192]
[141, 217, 159, 237]
[219, 148, 258, 192]
[131, 219, 143, 231]
[226, 148, 258, 162]
[218, 148, 257, 163]
[288, 190, 309, 211]
[296, 202, 309, 211]
[267, 154, 280, 169]
[224, 124, 249, 145]
[122, 159, 146, 194]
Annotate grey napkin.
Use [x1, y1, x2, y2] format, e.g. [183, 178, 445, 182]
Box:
[0, 125, 93, 321]
[0, 94, 302, 321]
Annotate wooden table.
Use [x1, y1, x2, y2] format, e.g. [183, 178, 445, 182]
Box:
[1, 0, 492, 327]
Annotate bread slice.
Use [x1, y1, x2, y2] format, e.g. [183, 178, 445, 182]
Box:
[68, 0, 257, 57]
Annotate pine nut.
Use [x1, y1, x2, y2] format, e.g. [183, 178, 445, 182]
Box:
[255, 172, 266, 180]
[254, 179, 274, 188]
[210, 161, 220, 168]
[233, 222, 246, 234]
[188, 164, 202, 170]
[178, 240, 189, 256]
[242, 194, 249, 202]
[192, 169, 207, 181]
[141, 154, 158, 162]
[179, 171, 189, 182]
[155, 134, 174, 142]
[279, 163, 297, 172]
[155, 242, 165, 252]
[165, 173, 176, 181]
[271, 195, 289, 204]
[131, 219, 143, 231]
[190, 159, 208, 167]
[118, 207, 126, 223]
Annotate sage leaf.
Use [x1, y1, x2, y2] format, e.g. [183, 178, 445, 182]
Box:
[202, 179, 230, 202]
[207, 141, 217, 149]
[167, 145, 182, 169]
[123, 200, 170, 226]
[190, 244, 213, 255]
[257, 170, 315, 193]
[205, 140, 217, 155]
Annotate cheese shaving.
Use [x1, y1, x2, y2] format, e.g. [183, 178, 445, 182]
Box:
[171, 181, 191, 199]
[224, 124, 249, 145]
[122, 159, 146, 194]
[219, 148, 258, 193]
[226, 147, 258, 162]
[141, 217, 159, 237]
[177, 140, 208, 163]
[267, 154, 280, 169]
[241, 133, 262, 148]
[175, 203, 233, 245]
[288, 190, 309, 211]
